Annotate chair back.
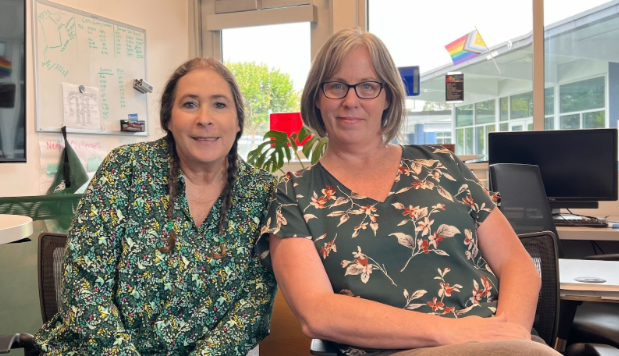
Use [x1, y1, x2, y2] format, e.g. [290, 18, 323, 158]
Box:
[0, 195, 82, 230]
[488, 163, 564, 257]
[37, 233, 68, 323]
[519, 231, 560, 347]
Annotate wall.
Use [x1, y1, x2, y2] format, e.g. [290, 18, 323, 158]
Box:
[0, 0, 189, 197]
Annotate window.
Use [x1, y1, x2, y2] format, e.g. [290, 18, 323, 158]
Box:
[456, 105, 473, 127]
[436, 131, 452, 144]
[454, 99, 497, 158]
[544, 1, 616, 134]
[369, 0, 532, 156]
[560, 77, 605, 114]
[545, 76, 607, 130]
[510, 92, 533, 120]
[221, 23, 311, 159]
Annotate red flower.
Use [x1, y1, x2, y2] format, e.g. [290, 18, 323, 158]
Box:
[320, 240, 336, 259]
[354, 256, 369, 267]
[440, 282, 454, 297]
[462, 196, 475, 208]
[361, 205, 377, 215]
[398, 165, 408, 175]
[419, 240, 430, 254]
[481, 275, 493, 296]
[412, 181, 425, 189]
[322, 185, 336, 200]
[427, 297, 445, 312]
[310, 195, 328, 209]
[433, 203, 446, 211]
[443, 306, 455, 315]
[429, 231, 444, 248]
[402, 205, 419, 218]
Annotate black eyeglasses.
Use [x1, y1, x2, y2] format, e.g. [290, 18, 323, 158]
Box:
[320, 81, 385, 99]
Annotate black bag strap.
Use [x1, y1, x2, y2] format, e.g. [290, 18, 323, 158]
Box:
[61, 126, 71, 188]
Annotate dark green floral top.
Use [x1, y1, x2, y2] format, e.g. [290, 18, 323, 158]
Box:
[259, 145, 500, 355]
[34, 138, 278, 356]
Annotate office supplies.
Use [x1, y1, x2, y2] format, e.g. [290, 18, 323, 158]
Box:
[133, 79, 153, 93]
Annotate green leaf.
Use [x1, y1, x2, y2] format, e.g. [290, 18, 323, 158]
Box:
[302, 135, 328, 164]
[246, 130, 295, 173]
[247, 127, 328, 173]
[297, 126, 311, 142]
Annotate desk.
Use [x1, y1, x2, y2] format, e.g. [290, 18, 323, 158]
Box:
[0, 214, 33, 244]
[557, 226, 619, 241]
[560, 258, 619, 302]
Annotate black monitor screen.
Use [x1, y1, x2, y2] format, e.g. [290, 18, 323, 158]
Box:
[488, 129, 618, 206]
[0, 0, 26, 162]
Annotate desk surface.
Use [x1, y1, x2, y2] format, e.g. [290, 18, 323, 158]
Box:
[0, 214, 33, 244]
[560, 258, 619, 302]
[556, 226, 619, 241]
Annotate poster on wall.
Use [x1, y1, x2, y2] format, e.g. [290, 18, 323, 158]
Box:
[445, 73, 464, 102]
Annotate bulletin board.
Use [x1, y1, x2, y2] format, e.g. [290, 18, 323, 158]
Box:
[33, 0, 149, 136]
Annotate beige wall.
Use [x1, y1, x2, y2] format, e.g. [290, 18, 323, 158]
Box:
[0, 0, 189, 197]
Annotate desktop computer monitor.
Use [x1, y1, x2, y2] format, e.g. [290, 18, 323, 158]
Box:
[488, 129, 618, 211]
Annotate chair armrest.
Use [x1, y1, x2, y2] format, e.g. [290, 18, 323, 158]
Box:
[310, 339, 339, 356]
[0, 333, 37, 355]
[565, 343, 619, 356]
[584, 254, 619, 261]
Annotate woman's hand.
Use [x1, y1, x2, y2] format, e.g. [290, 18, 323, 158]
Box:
[442, 313, 531, 345]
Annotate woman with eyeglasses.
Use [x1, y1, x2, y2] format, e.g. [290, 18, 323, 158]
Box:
[258, 28, 560, 356]
[34, 58, 277, 355]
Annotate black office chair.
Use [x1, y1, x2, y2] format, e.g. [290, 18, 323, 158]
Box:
[0, 233, 68, 356]
[310, 231, 614, 355]
[489, 163, 619, 352]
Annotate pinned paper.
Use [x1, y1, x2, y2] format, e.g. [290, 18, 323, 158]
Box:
[62, 83, 101, 130]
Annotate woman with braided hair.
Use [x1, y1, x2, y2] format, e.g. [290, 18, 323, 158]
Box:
[34, 58, 278, 356]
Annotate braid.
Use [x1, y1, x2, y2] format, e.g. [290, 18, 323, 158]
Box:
[159, 136, 180, 253]
[218, 141, 239, 235]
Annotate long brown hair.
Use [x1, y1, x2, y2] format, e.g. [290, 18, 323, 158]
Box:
[158, 58, 245, 253]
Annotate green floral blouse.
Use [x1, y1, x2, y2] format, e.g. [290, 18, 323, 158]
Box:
[34, 138, 278, 356]
[259, 145, 500, 355]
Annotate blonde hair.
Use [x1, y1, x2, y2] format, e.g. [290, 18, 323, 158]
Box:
[300, 28, 406, 143]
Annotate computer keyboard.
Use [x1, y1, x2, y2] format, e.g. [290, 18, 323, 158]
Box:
[553, 217, 609, 228]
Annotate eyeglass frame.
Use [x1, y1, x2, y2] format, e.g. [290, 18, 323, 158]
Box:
[319, 80, 385, 99]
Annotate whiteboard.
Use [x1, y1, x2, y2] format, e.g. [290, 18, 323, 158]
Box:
[33, 0, 149, 136]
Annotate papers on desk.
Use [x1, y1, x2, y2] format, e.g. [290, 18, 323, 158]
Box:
[560, 259, 619, 300]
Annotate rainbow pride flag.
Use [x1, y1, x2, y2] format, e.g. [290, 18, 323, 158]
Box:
[0, 57, 12, 77]
[445, 29, 489, 66]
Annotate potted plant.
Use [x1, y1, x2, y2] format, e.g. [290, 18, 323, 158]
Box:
[246, 126, 328, 175]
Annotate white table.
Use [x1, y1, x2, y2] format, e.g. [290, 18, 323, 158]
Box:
[0, 214, 33, 244]
[556, 226, 619, 241]
[560, 258, 619, 302]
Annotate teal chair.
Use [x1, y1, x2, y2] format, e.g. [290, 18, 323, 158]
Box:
[0, 195, 83, 236]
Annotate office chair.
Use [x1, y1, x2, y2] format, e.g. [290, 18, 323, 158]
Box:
[489, 163, 619, 351]
[0, 233, 68, 356]
[310, 231, 618, 356]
